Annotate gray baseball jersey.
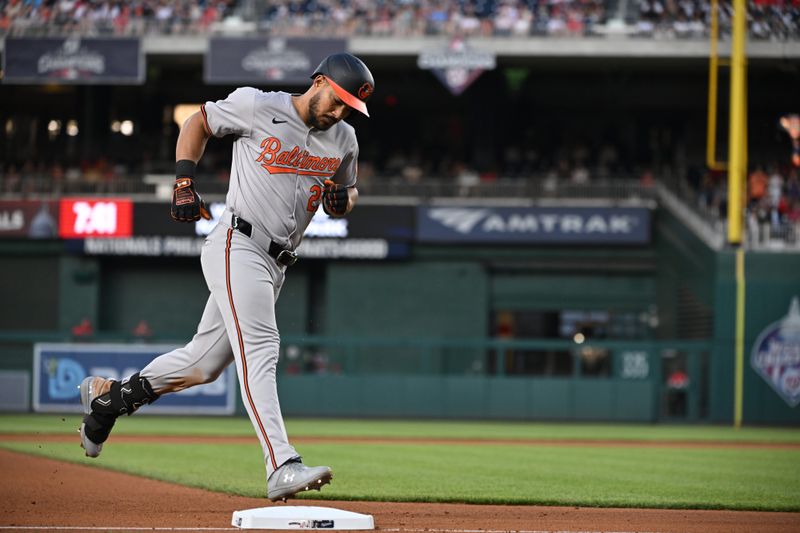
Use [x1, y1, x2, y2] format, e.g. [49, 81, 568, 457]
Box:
[202, 88, 358, 249]
[140, 87, 359, 481]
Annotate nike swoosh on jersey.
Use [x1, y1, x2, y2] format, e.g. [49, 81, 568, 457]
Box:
[272, 117, 288, 124]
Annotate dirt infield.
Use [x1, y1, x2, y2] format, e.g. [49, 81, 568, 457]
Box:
[1, 440, 799, 533]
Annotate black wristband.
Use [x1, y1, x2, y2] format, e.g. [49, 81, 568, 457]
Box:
[176, 160, 197, 179]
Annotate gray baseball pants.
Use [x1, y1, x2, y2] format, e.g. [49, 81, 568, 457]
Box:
[140, 220, 298, 478]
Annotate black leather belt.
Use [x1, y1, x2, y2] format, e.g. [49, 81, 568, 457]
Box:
[231, 215, 298, 267]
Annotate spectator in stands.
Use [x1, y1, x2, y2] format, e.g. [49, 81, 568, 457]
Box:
[571, 162, 591, 184]
[50, 162, 65, 194]
[768, 165, 785, 229]
[454, 161, 480, 194]
[787, 198, 800, 238]
[494, 2, 519, 36]
[596, 143, 620, 179]
[639, 168, 656, 187]
[786, 169, 800, 203]
[636, 0, 663, 36]
[715, 175, 728, 219]
[748, 166, 769, 208]
[2, 164, 21, 194]
[401, 152, 425, 184]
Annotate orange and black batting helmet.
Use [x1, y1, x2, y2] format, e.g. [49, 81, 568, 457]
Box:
[311, 53, 375, 117]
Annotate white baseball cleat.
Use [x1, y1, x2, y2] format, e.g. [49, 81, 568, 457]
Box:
[78, 423, 101, 458]
[267, 459, 333, 502]
[78, 376, 112, 458]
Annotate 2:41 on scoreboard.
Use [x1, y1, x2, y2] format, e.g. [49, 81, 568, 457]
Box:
[59, 198, 133, 238]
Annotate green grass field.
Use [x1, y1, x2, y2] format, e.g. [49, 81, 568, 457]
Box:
[3, 414, 800, 442]
[1, 415, 799, 511]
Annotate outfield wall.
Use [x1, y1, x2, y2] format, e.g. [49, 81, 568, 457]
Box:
[706, 251, 800, 425]
[655, 206, 800, 424]
[1, 205, 798, 424]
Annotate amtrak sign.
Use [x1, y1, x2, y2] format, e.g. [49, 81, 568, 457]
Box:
[751, 297, 800, 407]
[417, 206, 651, 244]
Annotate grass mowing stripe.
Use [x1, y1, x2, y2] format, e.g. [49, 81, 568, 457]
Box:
[2, 440, 798, 511]
[2, 415, 800, 444]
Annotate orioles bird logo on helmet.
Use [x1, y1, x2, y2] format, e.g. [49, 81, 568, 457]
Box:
[358, 83, 373, 100]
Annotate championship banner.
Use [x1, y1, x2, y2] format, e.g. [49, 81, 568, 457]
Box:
[417, 206, 651, 244]
[0, 200, 59, 239]
[33, 343, 237, 414]
[418, 38, 496, 96]
[2, 37, 143, 85]
[205, 38, 346, 84]
[751, 297, 800, 407]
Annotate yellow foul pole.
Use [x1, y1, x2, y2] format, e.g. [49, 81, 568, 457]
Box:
[706, 0, 727, 171]
[727, 0, 748, 428]
[727, 0, 747, 244]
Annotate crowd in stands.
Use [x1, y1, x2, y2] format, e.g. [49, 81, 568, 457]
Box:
[369, 140, 638, 194]
[0, 0, 609, 38]
[0, 139, 650, 197]
[745, 164, 800, 243]
[691, 163, 800, 246]
[1, 0, 795, 39]
[260, 0, 608, 37]
[0, 0, 238, 36]
[0, 157, 137, 195]
[635, 0, 800, 40]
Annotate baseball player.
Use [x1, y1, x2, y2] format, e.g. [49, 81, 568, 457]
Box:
[77, 53, 374, 502]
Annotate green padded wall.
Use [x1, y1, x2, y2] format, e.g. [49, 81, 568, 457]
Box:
[325, 262, 488, 338]
[492, 273, 655, 311]
[95, 258, 310, 340]
[58, 256, 100, 333]
[278, 375, 655, 421]
[656, 206, 800, 424]
[0, 255, 60, 331]
[98, 257, 209, 338]
[654, 208, 716, 339]
[739, 252, 800, 424]
[323, 262, 489, 373]
[275, 269, 310, 336]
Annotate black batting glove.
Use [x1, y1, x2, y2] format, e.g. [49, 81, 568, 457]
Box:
[171, 160, 211, 222]
[322, 179, 349, 216]
[171, 177, 210, 222]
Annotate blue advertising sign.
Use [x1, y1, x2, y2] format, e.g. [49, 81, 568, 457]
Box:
[3, 37, 143, 85]
[417, 206, 651, 244]
[33, 344, 236, 414]
[751, 297, 800, 407]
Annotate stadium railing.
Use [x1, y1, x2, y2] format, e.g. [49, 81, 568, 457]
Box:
[0, 174, 657, 203]
[0, 330, 710, 421]
[663, 177, 800, 252]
